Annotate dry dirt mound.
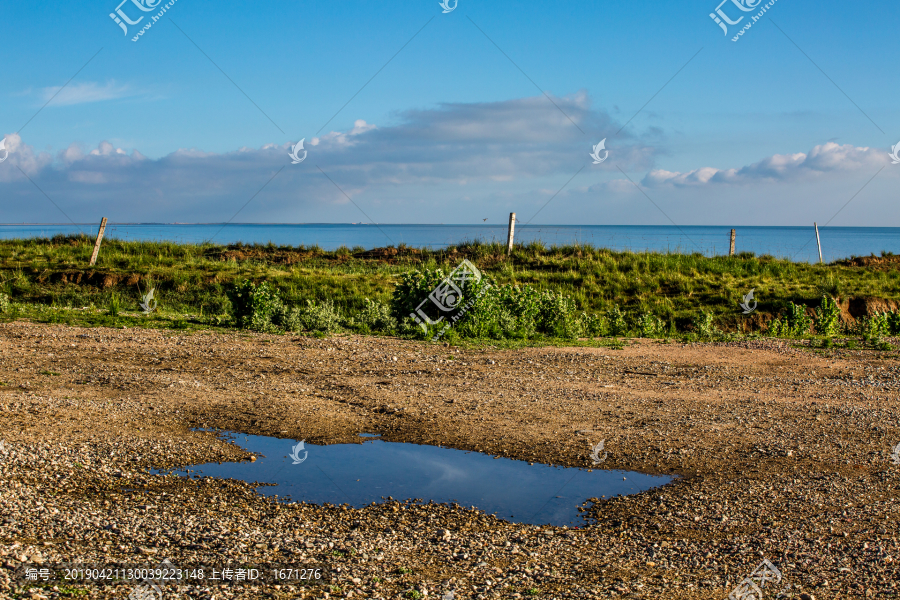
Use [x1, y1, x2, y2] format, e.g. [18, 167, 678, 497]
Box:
[834, 254, 900, 270]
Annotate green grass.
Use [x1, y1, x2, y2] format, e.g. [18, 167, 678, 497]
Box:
[56, 586, 89, 597]
[1, 235, 898, 337]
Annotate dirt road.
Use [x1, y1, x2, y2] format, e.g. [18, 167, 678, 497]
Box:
[1, 321, 898, 599]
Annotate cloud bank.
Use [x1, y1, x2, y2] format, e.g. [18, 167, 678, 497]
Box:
[0, 92, 895, 225]
[642, 142, 890, 187]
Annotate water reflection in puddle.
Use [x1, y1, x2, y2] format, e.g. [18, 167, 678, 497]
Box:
[172, 433, 672, 527]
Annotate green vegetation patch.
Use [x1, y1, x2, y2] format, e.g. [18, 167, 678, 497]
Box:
[1, 236, 898, 343]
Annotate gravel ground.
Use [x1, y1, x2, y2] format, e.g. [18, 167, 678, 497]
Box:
[1, 321, 899, 599]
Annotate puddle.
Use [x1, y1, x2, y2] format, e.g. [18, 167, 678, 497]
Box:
[171, 433, 673, 527]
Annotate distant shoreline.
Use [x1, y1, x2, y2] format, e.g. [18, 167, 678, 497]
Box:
[2, 223, 899, 228]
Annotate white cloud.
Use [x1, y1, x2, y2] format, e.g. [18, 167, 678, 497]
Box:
[643, 142, 891, 187]
[5, 95, 894, 226]
[40, 81, 137, 106]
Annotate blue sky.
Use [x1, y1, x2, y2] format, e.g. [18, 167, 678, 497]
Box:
[1, 0, 897, 226]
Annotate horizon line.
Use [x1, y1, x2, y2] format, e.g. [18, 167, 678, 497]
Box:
[1, 223, 897, 229]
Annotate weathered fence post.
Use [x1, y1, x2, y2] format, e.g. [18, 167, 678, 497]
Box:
[729, 229, 736, 256]
[814, 222, 823, 264]
[506, 212, 516, 256]
[89, 217, 108, 266]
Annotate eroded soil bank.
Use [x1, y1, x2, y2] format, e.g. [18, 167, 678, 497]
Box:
[1, 322, 899, 599]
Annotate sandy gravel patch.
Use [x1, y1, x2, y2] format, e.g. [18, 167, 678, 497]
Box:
[1, 322, 899, 599]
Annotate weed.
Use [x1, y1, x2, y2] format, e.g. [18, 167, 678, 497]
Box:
[296, 299, 343, 333]
[106, 293, 122, 317]
[770, 302, 812, 338]
[56, 586, 89, 597]
[526, 588, 540, 596]
[406, 591, 424, 600]
[636, 312, 665, 338]
[0, 292, 9, 313]
[227, 280, 283, 333]
[348, 298, 396, 333]
[786, 302, 813, 336]
[693, 312, 718, 340]
[607, 305, 628, 336]
[813, 295, 841, 337]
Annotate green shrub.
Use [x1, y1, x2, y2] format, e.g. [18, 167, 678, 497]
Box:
[856, 312, 890, 340]
[693, 311, 717, 339]
[392, 267, 594, 341]
[295, 299, 343, 333]
[227, 280, 283, 332]
[581, 313, 608, 337]
[450, 280, 518, 339]
[535, 289, 582, 338]
[786, 302, 812, 336]
[276, 305, 303, 332]
[768, 317, 784, 337]
[636, 312, 665, 338]
[607, 305, 628, 336]
[887, 310, 900, 335]
[107, 293, 122, 317]
[813, 295, 841, 338]
[770, 302, 812, 338]
[391, 268, 448, 323]
[349, 298, 397, 333]
[0, 293, 9, 313]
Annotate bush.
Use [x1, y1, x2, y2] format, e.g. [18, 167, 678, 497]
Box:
[534, 289, 582, 338]
[107, 293, 122, 317]
[856, 312, 890, 340]
[607, 306, 628, 336]
[391, 267, 597, 340]
[227, 280, 283, 332]
[693, 311, 717, 339]
[770, 302, 812, 337]
[581, 313, 608, 338]
[276, 305, 303, 332]
[787, 302, 813, 336]
[0, 293, 9, 314]
[888, 310, 900, 336]
[295, 299, 343, 333]
[391, 268, 448, 324]
[813, 295, 841, 338]
[350, 299, 397, 333]
[636, 312, 665, 338]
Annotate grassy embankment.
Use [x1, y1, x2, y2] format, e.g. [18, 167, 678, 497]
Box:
[0, 235, 898, 342]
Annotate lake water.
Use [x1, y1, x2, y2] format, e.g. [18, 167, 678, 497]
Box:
[2, 223, 898, 263]
[166, 433, 673, 527]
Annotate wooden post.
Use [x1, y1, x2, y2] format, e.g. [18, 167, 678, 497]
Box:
[814, 222, 823, 264]
[89, 217, 108, 266]
[506, 212, 516, 256]
[729, 229, 736, 256]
